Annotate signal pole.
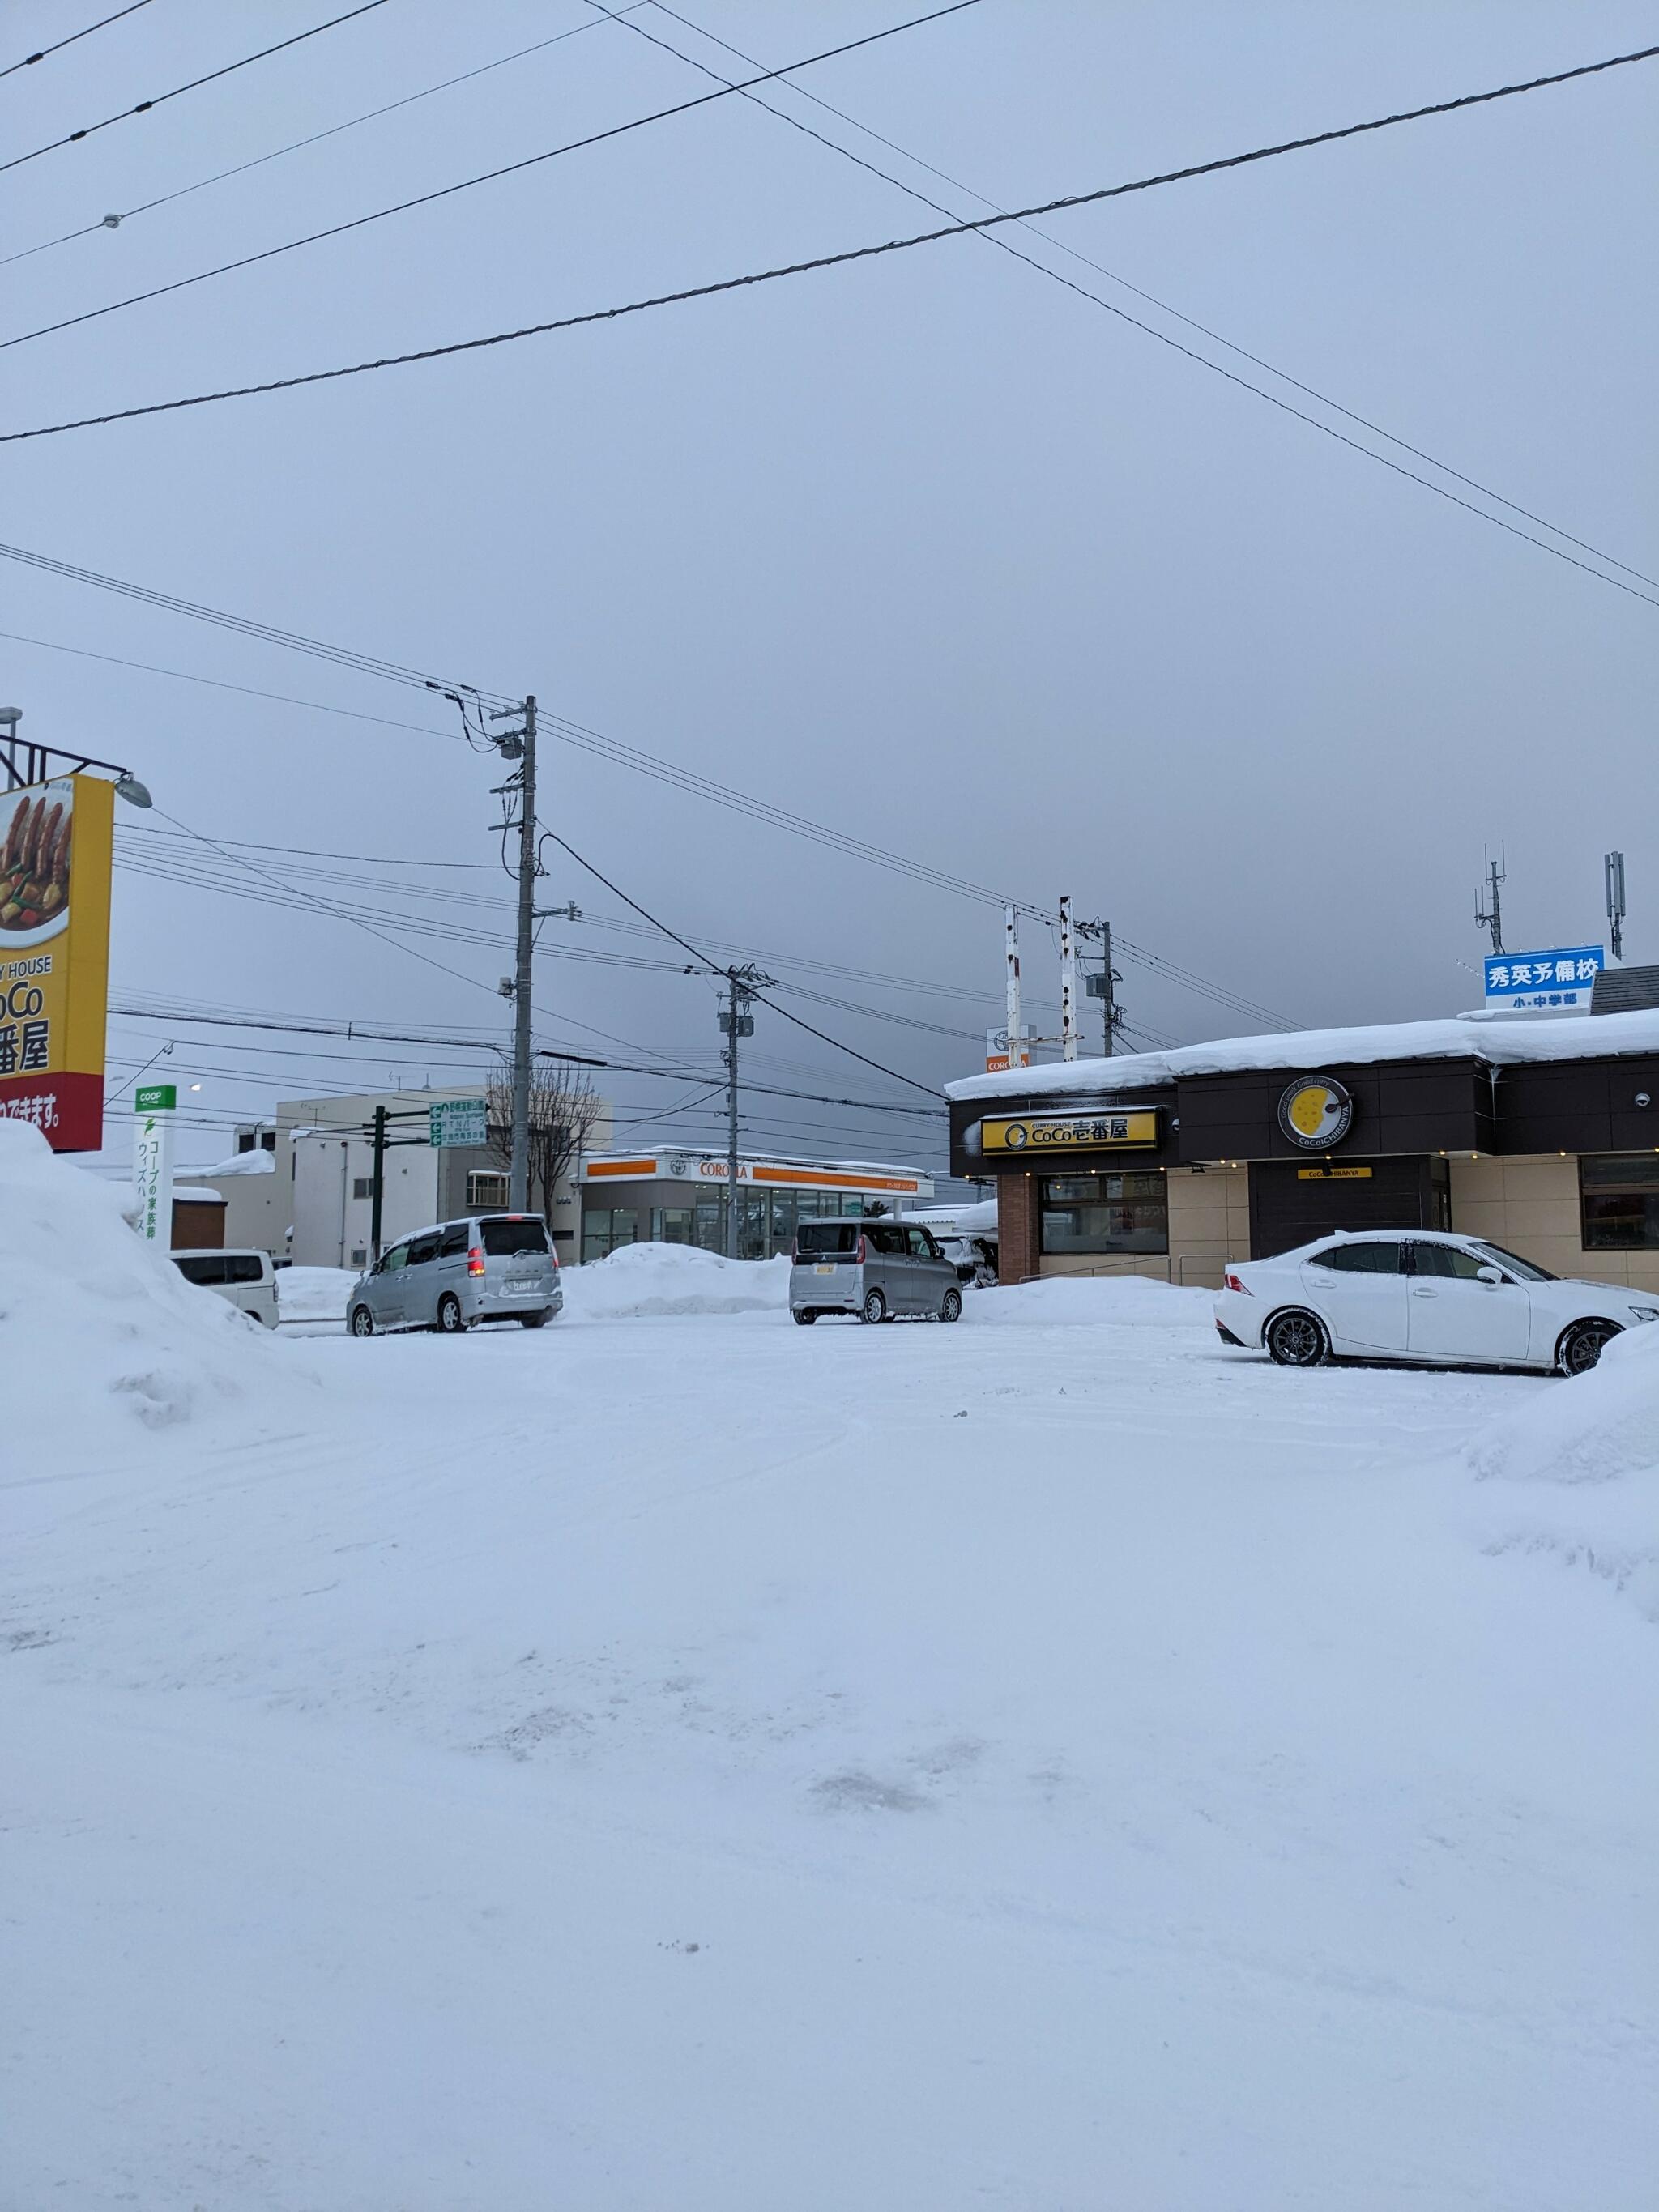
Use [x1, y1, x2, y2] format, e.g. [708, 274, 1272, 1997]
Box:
[1004, 904, 1026, 1069]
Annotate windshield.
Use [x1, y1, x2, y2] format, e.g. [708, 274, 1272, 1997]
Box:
[480, 1217, 551, 1259]
[1470, 1240, 1556, 1283]
[796, 1221, 859, 1258]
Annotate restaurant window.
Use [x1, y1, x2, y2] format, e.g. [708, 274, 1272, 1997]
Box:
[1580, 1155, 1659, 1249]
[582, 1208, 638, 1264]
[467, 1170, 510, 1210]
[1039, 1171, 1167, 1255]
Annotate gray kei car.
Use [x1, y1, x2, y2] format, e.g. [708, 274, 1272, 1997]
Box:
[348, 1213, 562, 1336]
[790, 1217, 963, 1325]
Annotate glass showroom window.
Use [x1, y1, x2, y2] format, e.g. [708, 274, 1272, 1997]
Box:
[1580, 1155, 1659, 1248]
[582, 1208, 638, 1264]
[650, 1206, 695, 1244]
[1040, 1171, 1168, 1255]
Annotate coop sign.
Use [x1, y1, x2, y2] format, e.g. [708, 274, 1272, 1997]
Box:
[1483, 945, 1602, 1012]
[980, 1109, 1159, 1153]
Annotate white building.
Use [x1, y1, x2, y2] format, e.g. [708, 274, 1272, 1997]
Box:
[176, 1085, 612, 1268]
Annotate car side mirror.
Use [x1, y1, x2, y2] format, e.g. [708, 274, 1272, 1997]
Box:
[1475, 1264, 1504, 1285]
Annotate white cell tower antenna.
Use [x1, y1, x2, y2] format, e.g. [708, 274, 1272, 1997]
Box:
[1606, 850, 1627, 961]
[1003, 903, 1027, 1068]
[1058, 894, 1079, 1061]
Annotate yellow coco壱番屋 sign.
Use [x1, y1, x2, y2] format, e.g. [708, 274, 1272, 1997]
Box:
[980, 1110, 1159, 1153]
[0, 774, 114, 1150]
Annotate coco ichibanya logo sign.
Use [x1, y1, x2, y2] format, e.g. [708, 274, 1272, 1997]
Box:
[1277, 1076, 1354, 1151]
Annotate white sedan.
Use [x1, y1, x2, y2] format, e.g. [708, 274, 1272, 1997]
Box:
[1213, 1229, 1659, 1375]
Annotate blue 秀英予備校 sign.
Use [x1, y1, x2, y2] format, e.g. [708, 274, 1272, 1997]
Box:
[1483, 946, 1603, 1012]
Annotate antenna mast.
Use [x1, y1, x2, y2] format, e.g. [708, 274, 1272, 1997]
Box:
[1605, 850, 1627, 962]
[1476, 845, 1507, 955]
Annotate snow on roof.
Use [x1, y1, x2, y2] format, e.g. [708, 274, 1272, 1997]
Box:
[173, 1187, 223, 1204]
[945, 1007, 1659, 1105]
[181, 1150, 276, 1178]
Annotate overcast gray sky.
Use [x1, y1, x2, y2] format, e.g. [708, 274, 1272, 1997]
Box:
[4, 0, 1655, 1176]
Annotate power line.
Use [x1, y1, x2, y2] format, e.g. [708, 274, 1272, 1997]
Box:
[617, 0, 1659, 599]
[8, 40, 1658, 449]
[534, 827, 943, 1099]
[107, 999, 947, 1119]
[0, 1, 152, 83]
[0, 1, 391, 177]
[0, 541, 514, 702]
[0, 1, 984, 356]
[0, 627, 463, 740]
[0, 5, 653, 272]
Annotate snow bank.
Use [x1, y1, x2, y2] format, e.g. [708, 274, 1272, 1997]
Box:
[0, 1119, 288, 1446]
[563, 1241, 789, 1319]
[1467, 1324, 1659, 1615]
[275, 1264, 359, 1324]
[970, 1272, 1213, 1327]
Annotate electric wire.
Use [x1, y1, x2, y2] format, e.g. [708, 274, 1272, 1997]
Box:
[0, 1, 983, 356]
[107, 1000, 947, 1119]
[538, 826, 944, 1098]
[0, 1, 391, 177]
[0, 5, 654, 272]
[0, 1, 152, 83]
[8, 40, 1658, 449]
[613, 0, 1659, 598]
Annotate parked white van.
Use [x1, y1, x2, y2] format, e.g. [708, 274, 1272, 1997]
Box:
[170, 1248, 280, 1328]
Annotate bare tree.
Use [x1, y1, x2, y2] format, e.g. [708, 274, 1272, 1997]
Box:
[485, 1059, 602, 1229]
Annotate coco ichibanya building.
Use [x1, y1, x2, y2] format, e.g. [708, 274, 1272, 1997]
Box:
[947, 1003, 1659, 1291]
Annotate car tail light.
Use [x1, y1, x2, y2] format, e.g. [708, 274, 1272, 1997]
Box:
[1224, 1271, 1252, 1294]
[467, 1246, 485, 1277]
[856, 1234, 868, 1263]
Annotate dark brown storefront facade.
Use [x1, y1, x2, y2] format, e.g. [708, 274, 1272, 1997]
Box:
[948, 1027, 1659, 1292]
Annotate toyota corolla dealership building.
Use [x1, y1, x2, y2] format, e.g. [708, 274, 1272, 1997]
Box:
[946, 1006, 1659, 1291]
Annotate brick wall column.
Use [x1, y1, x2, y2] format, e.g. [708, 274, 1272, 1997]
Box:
[996, 1170, 1041, 1285]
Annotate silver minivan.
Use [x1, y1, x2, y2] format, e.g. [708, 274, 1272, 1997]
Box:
[790, 1218, 962, 1325]
[347, 1213, 562, 1336]
[171, 1247, 280, 1328]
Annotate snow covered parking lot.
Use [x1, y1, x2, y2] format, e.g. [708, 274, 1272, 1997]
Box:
[6, 1132, 1657, 2210]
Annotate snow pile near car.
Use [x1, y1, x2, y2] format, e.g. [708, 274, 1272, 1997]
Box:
[971, 1272, 1213, 1327]
[564, 1239, 789, 1319]
[1467, 1323, 1659, 1616]
[275, 1264, 357, 1324]
[0, 1120, 288, 1445]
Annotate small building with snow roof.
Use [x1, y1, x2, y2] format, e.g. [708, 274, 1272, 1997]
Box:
[946, 1006, 1659, 1291]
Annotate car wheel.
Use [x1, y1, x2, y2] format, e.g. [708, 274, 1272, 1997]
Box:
[793, 1307, 817, 1325]
[1556, 1318, 1620, 1375]
[940, 1287, 962, 1323]
[861, 1288, 886, 1325]
[348, 1306, 374, 1338]
[437, 1294, 467, 1335]
[1265, 1308, 1329, 1367]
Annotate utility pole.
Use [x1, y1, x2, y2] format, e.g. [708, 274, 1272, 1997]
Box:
[1058, 894, 1078, 1061]
[1476, 845, 1506, 955]
[369, 1105, 386, 1259]
[1606, 850, 1627, 961]
[687, 961, 774, 1257]
[1079, 917, 1123, 1056]
[509, 694, 537, 1212]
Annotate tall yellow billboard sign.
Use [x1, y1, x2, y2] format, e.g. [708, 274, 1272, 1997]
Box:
[0, 774, 113, 1150]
